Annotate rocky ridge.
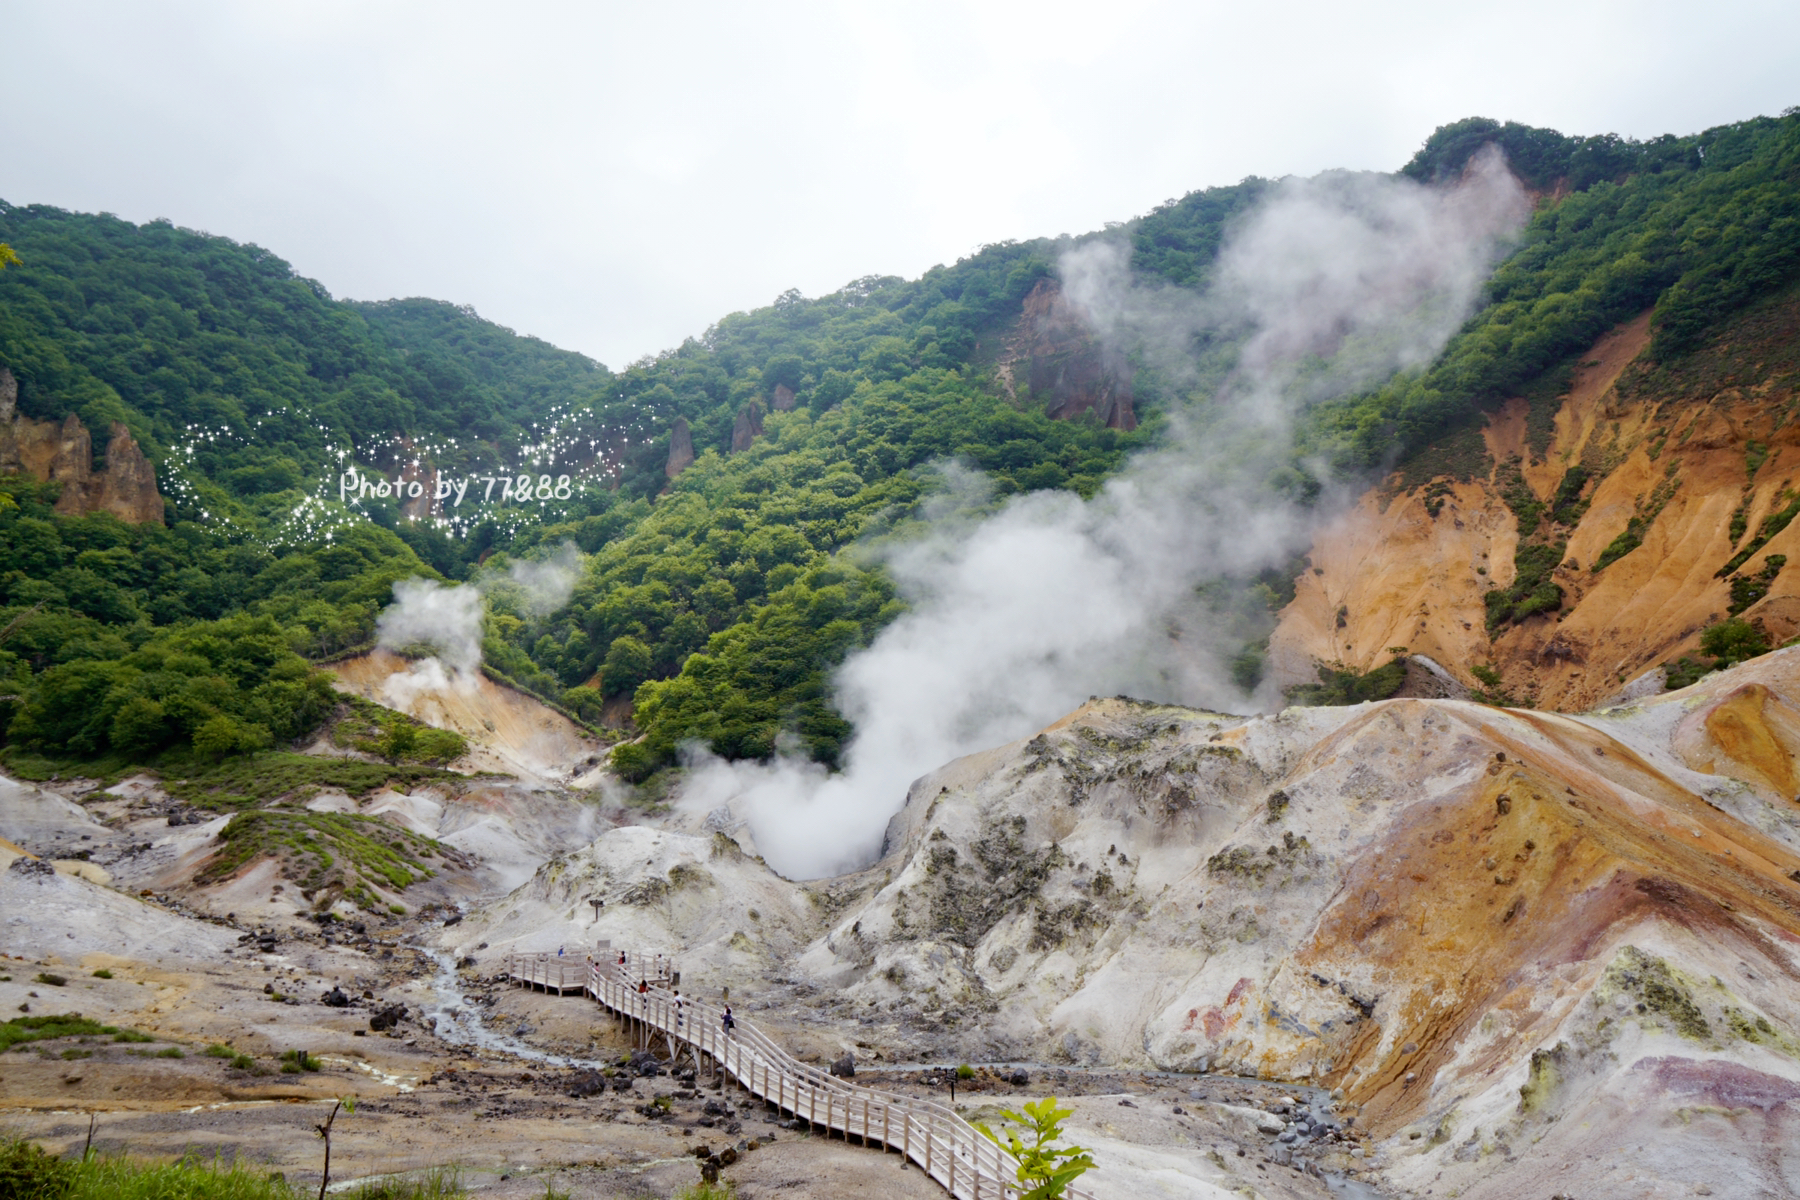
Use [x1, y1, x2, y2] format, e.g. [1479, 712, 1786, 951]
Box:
[0, 367, 165, 523]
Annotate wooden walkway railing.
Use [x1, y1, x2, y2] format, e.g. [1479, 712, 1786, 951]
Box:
[505, 949, 1097, 1200]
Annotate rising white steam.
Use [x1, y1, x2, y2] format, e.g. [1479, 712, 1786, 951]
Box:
[377, 578, 486, 674]
[374, 542, 584, 708]
[684, 147, 1530, 880]
[500, 541, 583, 617]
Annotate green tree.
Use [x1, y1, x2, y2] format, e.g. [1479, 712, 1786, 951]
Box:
[601, 635, 655, 697]
[976, 1096, 1097, 1200]
[1699, 617, 1769, 665]
[378, 714, 418, 763]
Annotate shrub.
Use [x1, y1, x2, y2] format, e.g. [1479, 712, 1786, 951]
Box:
[1285, 657, 1407, 707]
[0, 1132, 74, 1199]
[90, 970, 112, 980]
[34, 973, 67, 988]
[279, 1049, 322, 1073]
[1699, 617, 1769, 665]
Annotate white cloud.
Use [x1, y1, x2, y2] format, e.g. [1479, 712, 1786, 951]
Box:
[2, 0, 1794, 367]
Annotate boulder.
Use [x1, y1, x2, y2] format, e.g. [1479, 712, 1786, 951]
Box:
[7, 856, 54, 879]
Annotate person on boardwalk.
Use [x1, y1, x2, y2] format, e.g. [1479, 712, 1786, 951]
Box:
[721, 1004, 735, 1036]
[673, 990, 685, 1028]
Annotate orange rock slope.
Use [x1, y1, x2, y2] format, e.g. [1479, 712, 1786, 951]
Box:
[1271, 287, 1800, 710]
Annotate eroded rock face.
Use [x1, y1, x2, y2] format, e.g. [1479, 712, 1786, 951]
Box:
[0, 368, 166, 523]
[729, 402, 764, 453]
[771, 383, 797, 412]
[1000, 279, 1136, 431]
[665, 417, 695, 478]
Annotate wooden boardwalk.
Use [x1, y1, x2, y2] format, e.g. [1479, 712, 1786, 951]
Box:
[506, 950, 1098, 1200]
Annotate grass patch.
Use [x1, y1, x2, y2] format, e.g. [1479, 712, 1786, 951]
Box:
[161, 751, 467, 813]
[338, 1168, 467, 1199]
[329, 696, 469, 766]
[34, 973, 66, 988]
[1593, 468, 1681, 573]
[89, 970, 111, 980]
[279, 1049, 321, 1073]
[0, 749, 139, 786]
[1, 1130, 396, 1200]
[1728, 554, 1787, 614]
[674, 1184, 738, 1200]
[196, 809, 442, 905]
[0, 1014, 153, 1053]
[1719, 490, 1800, 579]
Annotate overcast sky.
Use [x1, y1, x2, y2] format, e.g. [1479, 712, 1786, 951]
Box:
[2, 1, 1796, 369]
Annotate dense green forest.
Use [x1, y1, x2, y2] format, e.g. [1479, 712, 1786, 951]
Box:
[3, 107, 1798, 781]
[1305, 112, 1800, 472]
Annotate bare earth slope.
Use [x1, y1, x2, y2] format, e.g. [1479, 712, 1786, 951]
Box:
[329, 650, 604, 785]
[1271, 286, 1800, 710]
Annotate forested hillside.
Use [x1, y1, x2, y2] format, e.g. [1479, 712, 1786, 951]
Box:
[2, 106, 1798, 783]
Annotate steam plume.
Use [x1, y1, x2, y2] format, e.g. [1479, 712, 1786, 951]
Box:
[685, 148, 1529, 880]
[501, 541, 583, 617]
[377, 578, 486, 674]
[374, 542, 584, 705]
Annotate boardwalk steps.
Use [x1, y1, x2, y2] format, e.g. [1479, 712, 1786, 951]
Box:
[506, 950, 1098, 1200]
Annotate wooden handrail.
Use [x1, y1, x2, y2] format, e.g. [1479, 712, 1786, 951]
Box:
[505, 950, 1096, 1200]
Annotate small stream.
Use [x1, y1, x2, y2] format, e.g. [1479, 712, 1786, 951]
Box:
[413, 945, 613, 1070]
